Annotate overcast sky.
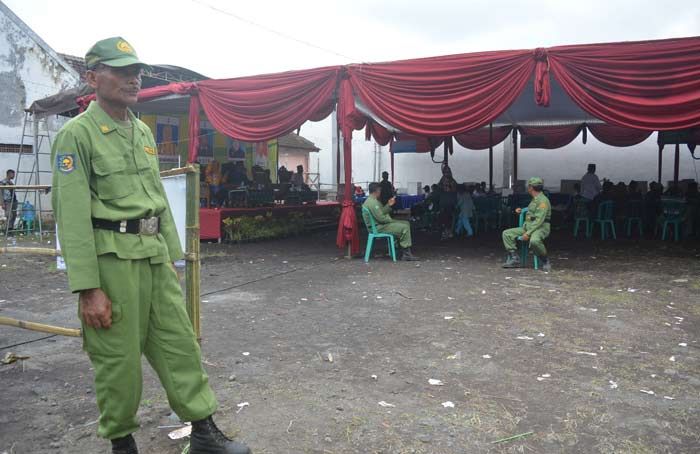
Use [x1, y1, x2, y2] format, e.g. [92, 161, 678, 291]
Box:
[5, 0, 700, 184]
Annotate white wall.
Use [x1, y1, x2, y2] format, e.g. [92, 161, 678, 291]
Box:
[0, 6, 78, 211]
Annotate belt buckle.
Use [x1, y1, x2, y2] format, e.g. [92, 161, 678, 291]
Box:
[139, 217, 159, 235]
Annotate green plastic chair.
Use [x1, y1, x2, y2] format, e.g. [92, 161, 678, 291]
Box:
[573, 199, 591, 238]
[623, 200, 644, 237]
[361, 206, 397, 263]
[659, 198, 685, 242]
[591, 200, 616, 240]
[516, 208, 539, 270]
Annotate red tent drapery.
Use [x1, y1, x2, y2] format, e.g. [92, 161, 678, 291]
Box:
[74, 36, 700, 255]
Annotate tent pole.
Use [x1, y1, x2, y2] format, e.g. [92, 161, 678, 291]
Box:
[390, 148, 395, 186]
[674, 143, 680, 185]
[658, 145, 663, 183]
[488, 123, 493, 191]
[513, 129, 519, 185]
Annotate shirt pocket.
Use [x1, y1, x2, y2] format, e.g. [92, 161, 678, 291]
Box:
[92, 156, 134, 200]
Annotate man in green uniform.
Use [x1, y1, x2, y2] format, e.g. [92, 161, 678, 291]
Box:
[362, 182, 419, 261]
[501, 177, 552, 271]
[51, 37, 251, 454]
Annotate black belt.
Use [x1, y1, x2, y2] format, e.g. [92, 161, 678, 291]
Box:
[92, 217, 160, 235]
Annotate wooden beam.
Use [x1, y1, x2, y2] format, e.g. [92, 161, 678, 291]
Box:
[658, 145, 663, 183]
[674, 143, 680, 184]
[488, 123, 493, 190]
[185, 164, 201, 341]
[0, 316, 81, 337]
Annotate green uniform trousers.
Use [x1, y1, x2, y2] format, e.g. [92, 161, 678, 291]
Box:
[81, 254, 217, 440]
[502, 224, 550, 257]
[378, 220, 412, 248]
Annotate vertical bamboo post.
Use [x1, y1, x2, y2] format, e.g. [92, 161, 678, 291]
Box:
[186, 164, 201, 340]
[673, 142, 680, 185]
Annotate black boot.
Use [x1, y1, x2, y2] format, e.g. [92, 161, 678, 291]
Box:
[539, 256, 552, 272]
[502, 250, 520, 268]
[400, 247, 419, 261]
[190, 416, 251, 454]
[111, 434, 138, 454]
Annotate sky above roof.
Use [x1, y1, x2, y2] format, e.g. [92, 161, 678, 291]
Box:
[5, 0, 700, 80]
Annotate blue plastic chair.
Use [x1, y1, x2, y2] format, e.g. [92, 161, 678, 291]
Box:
[361, 206, 397, 263]
[623, 200, 644, 237]
[516, 208, 539, 270]
[659, 198, 685, 242]
[573, 199, 591, 238]
[591, 201, 616, 240]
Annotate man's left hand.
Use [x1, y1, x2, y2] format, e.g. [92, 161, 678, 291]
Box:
[388, 197, 396, 207]
[522, 233, 529, 241]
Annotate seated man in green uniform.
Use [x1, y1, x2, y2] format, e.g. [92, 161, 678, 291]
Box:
[502, 177, 552, 271]
[51, 37, 250, 454]
[362, 182, 419, 261]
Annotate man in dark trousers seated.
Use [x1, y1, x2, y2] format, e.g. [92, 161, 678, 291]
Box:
[362, 182, 418, 261]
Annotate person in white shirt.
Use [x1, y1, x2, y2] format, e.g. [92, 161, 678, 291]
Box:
[580, 163, 601, 200]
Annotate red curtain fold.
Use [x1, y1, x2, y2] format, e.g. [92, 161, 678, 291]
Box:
[548, 36, 700, 131]
[587, 124, 653, 147]
[454, 126, 513, 150]
[335, 78, 360, 256]
[196, 66, 340, 142]
[346, 49, 536, 136]
[519, 125, 583, 149]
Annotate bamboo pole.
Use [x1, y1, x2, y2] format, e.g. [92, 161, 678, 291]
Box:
[0, 316, 81, 337]
[0, 185, 51, 190]
[0, 247, 59, 255]
[185, 164, 201, 340]
[159, 165, 196, 178]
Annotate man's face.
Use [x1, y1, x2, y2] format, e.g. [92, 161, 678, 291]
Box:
[7, 172, 15, 180]
[86, 64, 142, 108]
[527, 185, 535, 197]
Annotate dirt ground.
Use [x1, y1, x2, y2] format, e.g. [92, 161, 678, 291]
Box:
[1, 228, 699, 454]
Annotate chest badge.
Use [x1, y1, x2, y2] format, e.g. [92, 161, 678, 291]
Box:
[144, 146, 156, 155]
[56, 154, 76, 174]
[100, 125, 110, 133]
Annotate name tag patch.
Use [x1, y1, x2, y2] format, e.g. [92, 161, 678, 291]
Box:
[144, 146, 156, 155]
[56, 154, 76, 173]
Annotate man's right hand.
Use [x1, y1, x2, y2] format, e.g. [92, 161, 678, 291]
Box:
[79, 288, 113, 329]
[515, 207, 522, 214]
[388, 197, 396, 207]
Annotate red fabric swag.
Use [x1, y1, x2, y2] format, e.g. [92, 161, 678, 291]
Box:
[548, 36, 700, 130]
[454, 126, 513, 150]
[335, 78, 360, 256]
[587, 124, 653, 147]
[346, 49, 536, 136]
[519, 125, 583, 149]
[196, 66, 340, 142]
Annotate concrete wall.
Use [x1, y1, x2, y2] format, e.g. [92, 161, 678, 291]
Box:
[0, 6, 78, 214]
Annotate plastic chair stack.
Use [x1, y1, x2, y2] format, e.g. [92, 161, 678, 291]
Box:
[361, 206, 397, 263]
[516, 207, 539, 270]
[591, 200, 616, 240]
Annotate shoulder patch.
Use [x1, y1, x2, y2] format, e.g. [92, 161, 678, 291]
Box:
[56, 154, 76, 174]
[144, 146, 156, 155]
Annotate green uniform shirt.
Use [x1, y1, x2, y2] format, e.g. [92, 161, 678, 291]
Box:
[51, 101, 183, 293]
[362, 196, 392, 225]
[524, 192, 551, 234]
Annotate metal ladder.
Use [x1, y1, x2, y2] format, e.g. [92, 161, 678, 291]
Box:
[3, 110, 53, 241]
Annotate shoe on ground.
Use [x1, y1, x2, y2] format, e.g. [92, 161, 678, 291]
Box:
[539, 257, 552, 272]
[112, 434, 138, 454]
[502, 251, 520, 268]
[400, 248, 420, 261]
[190, 416, 251, 454]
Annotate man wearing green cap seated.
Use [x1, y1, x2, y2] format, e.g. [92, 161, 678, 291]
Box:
[501, 177, 552, 271]
[51, 37, 251, 454]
